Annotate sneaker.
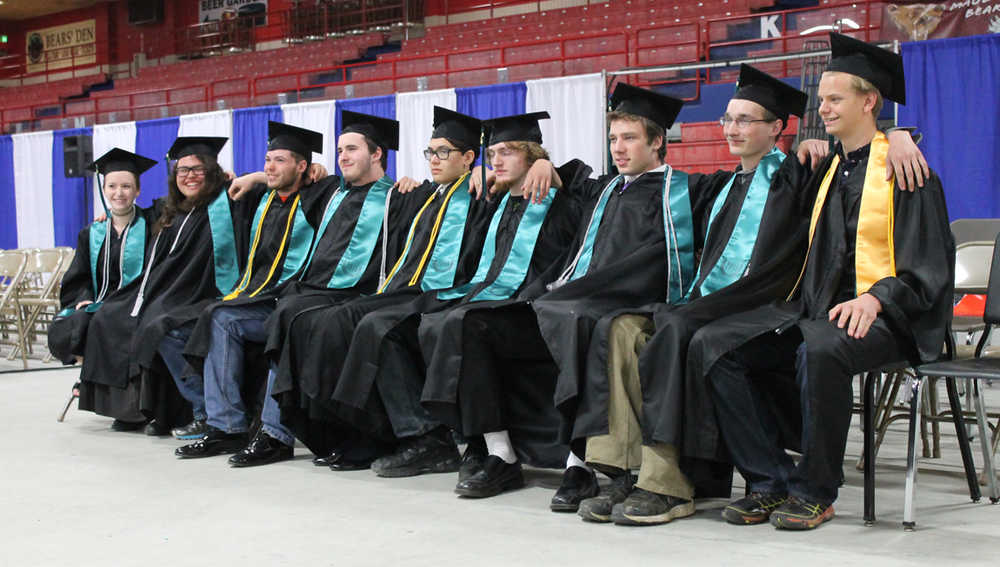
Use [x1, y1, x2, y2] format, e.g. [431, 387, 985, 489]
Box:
[371, 428, 460, 478]
[721, 492, 788, 525]
[577, 470, 636, 523]
[172, 419, 210, 440]
[612, 488, 695, 526]
[769, 496, 835, 530]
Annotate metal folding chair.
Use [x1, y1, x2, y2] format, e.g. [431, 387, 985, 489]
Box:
[0, 250, 28, 362]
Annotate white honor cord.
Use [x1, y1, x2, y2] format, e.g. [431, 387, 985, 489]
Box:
[95, 219, 113, 302]
[378, 188, 394, 289]
[131, 209, 193, 317]
[547, 176, 619, 291]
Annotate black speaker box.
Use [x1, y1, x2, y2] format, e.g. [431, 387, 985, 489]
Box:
[63, 135, 93, 178]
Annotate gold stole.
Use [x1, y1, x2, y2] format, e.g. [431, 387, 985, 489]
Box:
[788, 131, 896, 300]
[224, 192, 302, 300]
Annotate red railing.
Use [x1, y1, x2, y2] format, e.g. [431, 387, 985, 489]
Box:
[1, 1, 887, 134]
[284, 1, 423, 41]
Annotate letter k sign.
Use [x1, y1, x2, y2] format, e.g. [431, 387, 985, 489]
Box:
[760, 15, 781, 39]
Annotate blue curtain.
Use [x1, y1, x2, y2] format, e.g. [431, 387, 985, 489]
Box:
[233, 105, 283, 176]
[456, 82, 527, 167]
[0, 135, 16, 249]
[51, 127, 93, 246]
[134, 117, 180, 208]
[899, 34, 1000, 220]
[335, 95, 397, 179]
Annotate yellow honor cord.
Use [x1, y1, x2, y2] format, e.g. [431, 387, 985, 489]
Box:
[223, 192, 302, 300]
[786, 131, 895, 301]
[377, 173, 470, 293]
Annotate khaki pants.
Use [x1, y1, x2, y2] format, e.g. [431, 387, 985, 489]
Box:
[585, 314, 695, 500]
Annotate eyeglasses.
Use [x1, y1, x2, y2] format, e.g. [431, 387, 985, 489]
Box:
[176, 165, 207, 176]
[423, 148, 461, 161]
[719, 116, 773, 128]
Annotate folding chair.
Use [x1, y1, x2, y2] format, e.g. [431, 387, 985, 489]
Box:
[0, 250, 28, 362]
[903, 232, 1000, 529]
[10, 249, 65, 367]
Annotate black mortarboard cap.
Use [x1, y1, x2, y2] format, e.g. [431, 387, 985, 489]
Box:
[732, 64, 809, 125]
[484, 111, 550, 145]
[431, 106, 482, 150]
[267, 121, 324, 163]
[341, 110, 400, 151]
[87, 147, 157, 176]
[609, 83, 684, 130]
[826, 32, 905, 104]
[167, 136, 228, 161]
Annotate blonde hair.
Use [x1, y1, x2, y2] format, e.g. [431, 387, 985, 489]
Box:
[849, 75, 884, 118]
[500, 141, 549, 164]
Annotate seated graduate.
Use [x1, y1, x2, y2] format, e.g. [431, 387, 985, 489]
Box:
[126, 136, 256, 435]
[414, 111, 583, 498]
[572, 65, 814, 526]
[51, 148, 157, 430]
[264, 107, 499, 471]
[172, 115, 409, 461]
[690, 33, 953, 530]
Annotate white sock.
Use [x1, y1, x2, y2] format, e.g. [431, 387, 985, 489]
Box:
[484, 430, 517, 464]
[565, 451, 589, 470]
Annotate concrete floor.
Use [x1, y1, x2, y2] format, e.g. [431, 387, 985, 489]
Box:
[2, 367, 999, 567]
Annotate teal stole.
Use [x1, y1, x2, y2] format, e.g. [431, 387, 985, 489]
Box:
[206, 189, 241, 295]
[439, 188, 557, 302]
[685, 147, 784, 300]
[243, 190, 314, 286]
[569, 168, 694, 303]
[420, 183, 472, 292]
[81, 214, 146, 314]
[301, 176, 394, 288]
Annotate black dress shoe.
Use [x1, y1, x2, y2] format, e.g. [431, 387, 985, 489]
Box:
[228, 431, 293, 467]
[459, 442, 487, 483]
[329, 455, 377, 471]
[111, 419, 146, 432]
[175, 430, 249, 459]
[454, 455, 525, 498]
[144, 420, 170, 437]
[313, 450, 343, 467]
[550, 465, 599, 512]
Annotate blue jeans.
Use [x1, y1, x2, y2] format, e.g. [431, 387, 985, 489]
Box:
[203, 303, 273, 434]
[260, 365, 295, 446]
[158, 323, 205, 421]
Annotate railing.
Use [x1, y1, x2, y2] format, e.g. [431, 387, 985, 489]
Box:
[178, 16, 256, 59]
[284, 1, 422, 41]
[1, 0, 886, 134]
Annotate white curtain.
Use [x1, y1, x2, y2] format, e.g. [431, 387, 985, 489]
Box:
[12, 131, 55, 248]
[526, 73, 606, 177]
[92, 121, 137, 218]
[395, 89, 457, 181]
[177, 110, 234, 173]
[280, 100, 338, 174]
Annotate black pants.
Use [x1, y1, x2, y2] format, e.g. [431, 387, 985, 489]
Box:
[707, 317, 905, 505]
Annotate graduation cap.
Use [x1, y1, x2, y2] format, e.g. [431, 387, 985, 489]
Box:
[341, 110, 400, 152]
[86, 147, 157, 176]
[826, 32, 905, 104]
[431, 106, 482, 151]
[732, 64, 808, 125]
[167, 136, 228, 161]
[483, 111, 550, 145]
[267, 121, 324, 164]
[609, 83, 684, 130]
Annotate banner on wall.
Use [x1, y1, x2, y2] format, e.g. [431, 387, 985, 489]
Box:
[199, 0, 268, 23]
[879, 1, 1000, 41]
[25, 19, 96, 73]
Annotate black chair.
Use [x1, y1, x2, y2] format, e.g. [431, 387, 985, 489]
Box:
[903, 231, 1000, 529]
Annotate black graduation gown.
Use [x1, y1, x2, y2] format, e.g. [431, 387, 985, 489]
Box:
[180, 177, 337, 373]
[260, 178, 426, 362]
[683, 144, 955, 461]
[530, 162, 726, 445]
[273, 180, 497, 456]
[77, 186, 256, 423]
[48, 208, 154, 365]
[415, 189, 583, 467]
[571, 155, 814, 453]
